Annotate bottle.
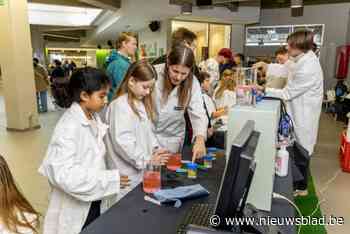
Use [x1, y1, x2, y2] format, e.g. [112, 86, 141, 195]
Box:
[275, 145, 289, 177]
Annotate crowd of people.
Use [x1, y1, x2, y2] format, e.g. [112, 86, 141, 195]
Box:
[1, 27, 324, 234]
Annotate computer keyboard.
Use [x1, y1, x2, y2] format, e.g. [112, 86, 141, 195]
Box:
[177, 203, 214, 234]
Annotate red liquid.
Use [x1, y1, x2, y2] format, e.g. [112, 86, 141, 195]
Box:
[166, 153, 182, 171]
[143, 171, 161, 193]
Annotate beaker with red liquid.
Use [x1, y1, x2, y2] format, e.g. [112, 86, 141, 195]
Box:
[143, 162, 161, 193]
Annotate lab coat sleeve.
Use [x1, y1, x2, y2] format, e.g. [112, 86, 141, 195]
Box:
[188, 78, 209, 140]
[109, 105, 152, 169]
[266, 66, 315, 101]
[42, 126, 120, 202]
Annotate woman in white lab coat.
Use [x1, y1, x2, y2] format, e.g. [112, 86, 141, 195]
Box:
[104, 60, 169, 200]
[38, 68, 129, 234]
[257, 31, 324, 195]
[153, 45, 208, 161]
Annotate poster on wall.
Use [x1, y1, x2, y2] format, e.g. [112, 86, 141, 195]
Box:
[140, 42, 163, 59]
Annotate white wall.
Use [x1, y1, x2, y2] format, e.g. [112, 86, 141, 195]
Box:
[246, 3, 350, 90]
[138, 20, 168, 59]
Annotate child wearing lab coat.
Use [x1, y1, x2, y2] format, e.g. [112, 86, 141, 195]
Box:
[198, 72, 226, 149]
[104, 60, 169, 201]
[38, 67, 129, 234]
[213, 69, 237, 131]
[0, 155, 40, 234]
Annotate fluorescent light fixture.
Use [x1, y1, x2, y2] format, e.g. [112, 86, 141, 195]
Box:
[28, 3, 102, 26]
[291, 0, 303, 8]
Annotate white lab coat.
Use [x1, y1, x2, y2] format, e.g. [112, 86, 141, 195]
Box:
[38, 103, 120, 234]
[104, 94, 159, 201]
[266, 60, 295, 89]
[266, 51, 324, 155]
[213, 89, 236, 131]
[153, 64, 208, 151]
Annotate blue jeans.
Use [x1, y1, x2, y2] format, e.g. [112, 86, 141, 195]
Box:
[36, 91, 48, 113]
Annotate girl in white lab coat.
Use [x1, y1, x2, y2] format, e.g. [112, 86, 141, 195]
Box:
[104, 60, 169, 200]
[38, 67, 129, 234]
[153, 45, 208, 162]
[214, 69, 237, 110]
[198, 72, 226, 149]
[0, 155, 40, 234]
[213, 69, 236, 131]
[257, 31, 323, 196]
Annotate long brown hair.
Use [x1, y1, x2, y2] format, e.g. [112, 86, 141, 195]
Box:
[114, 60, 157, 121]
[215, 69, 236, 99]
[0, 155, 40, 233]
[163, 45, 195, 108]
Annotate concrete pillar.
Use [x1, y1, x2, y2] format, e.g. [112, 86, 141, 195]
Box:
[31, 25, 46, 65]
[0, 0, 40, 131]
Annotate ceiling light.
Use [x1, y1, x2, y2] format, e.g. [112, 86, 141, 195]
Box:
[28, 3, 102, 26]
[291, 0, 303, 8]
[181, 3, 192, 15]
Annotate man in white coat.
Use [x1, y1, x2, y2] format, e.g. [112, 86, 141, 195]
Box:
[257, 30, 324, 196]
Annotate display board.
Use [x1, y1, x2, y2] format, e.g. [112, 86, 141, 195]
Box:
[246, 24, 324, 47]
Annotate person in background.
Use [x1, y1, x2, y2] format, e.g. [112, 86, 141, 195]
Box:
[63, 60, 70, 77]
[0, 155, 40, 234]
[214, 69, 237, 109]
[152, 27, 198, 67]
[106, 32, 137, 102]
[33, 58, 50, 113]
[69, 61, 77, 72]
[38, 67, 129, 234]
[213, 69, 237, 131]
[254, 47, 294, 89]
[153, 45, 208, 162]
[198, 72, 226, 149]
[233, 53, 245, 67]
[50, 60, 65, 83]
[199, 48, 233, 92]
[104, 60, 170, 201]
[256, 30, 324, 197]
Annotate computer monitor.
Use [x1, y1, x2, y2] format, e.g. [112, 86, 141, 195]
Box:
[214, 120, 259, 231]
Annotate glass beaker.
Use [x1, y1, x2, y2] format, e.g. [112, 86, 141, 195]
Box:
[143, 161, 161, 193]
[235, 67, 257, 106]
[166, 140, 183, 171]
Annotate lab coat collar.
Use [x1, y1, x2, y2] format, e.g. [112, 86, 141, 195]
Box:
[69, 102, 90, 126]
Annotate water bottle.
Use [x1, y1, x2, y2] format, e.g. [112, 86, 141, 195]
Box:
[276, 145, 289, 177]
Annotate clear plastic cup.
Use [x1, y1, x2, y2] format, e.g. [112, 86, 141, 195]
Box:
[143, 162, 161, 193]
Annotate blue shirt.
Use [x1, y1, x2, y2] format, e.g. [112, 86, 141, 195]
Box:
[106, 51, 131, 101]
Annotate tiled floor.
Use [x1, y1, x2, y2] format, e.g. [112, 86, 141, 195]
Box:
[0, 91, 349, 234]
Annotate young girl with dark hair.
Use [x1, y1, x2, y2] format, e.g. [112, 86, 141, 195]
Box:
[38, 67, 129, 234]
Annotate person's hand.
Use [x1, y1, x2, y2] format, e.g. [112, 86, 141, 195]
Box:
[151, 148, 170, 166]
[192, 136, 206, 162]
[207, 127, 214, 138]
[120, 175, 130, 189]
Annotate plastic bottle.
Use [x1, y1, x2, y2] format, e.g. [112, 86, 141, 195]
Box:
[275, 145, 289, 177]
